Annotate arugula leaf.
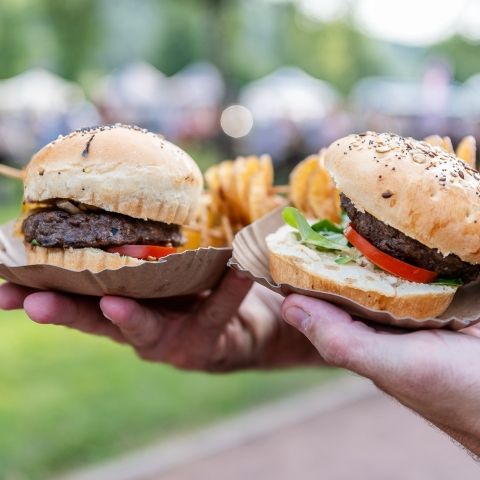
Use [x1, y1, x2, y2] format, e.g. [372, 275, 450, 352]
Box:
[335, 256, 353, 265]
[311, 219, 343, 233]
[323, 232, 349, 246]
[431, 278, 463, 287]
[282, 207, 355, 256]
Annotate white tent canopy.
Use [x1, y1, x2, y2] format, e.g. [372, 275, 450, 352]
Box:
[0, 68, 99, 163]
[168, 62, 225, 108]
[95, 60, 167, 112]
[0, 68, 85, 113]
[240, 67, 340, 123]
[351, 76, 477, 119]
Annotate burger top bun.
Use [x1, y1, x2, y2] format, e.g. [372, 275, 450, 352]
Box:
[24, 124, 203, 225]
[325, 132, 480, 264]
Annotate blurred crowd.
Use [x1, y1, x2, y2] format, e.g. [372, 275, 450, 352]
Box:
[1, 60, 480, 168]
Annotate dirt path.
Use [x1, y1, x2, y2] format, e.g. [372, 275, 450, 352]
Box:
[60, 376, 479, 480]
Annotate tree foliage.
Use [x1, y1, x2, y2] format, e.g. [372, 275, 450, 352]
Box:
[430, 35, 480, 82]
[0, 0, 478, 92]
[0, 2, 35, 78]
[39, 0, 98, 80]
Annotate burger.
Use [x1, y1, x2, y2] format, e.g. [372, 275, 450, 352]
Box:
[20, 124, 203, 272]
[267, 132, 480, 319]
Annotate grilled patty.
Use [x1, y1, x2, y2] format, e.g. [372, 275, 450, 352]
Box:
[341, 194, 479, 282]
[23, 210, 184, 248]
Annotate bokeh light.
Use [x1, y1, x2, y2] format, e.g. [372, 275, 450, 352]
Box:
[220, 105, 254, 138]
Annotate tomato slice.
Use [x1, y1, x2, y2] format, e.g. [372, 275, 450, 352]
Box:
[106, 245, 177, 260]
[344, 226, 437, 283]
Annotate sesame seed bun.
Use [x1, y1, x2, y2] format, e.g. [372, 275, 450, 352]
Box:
[24, 124, 203, 225]
[325, 132, 480, 264]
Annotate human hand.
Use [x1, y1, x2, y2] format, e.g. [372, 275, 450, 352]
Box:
[282, 294, 480, 456]
[0, 272, 320, 372]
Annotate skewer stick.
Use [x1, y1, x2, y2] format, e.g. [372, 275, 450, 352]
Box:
[0, 164, 23, 181]
[272, 185, 289, 194]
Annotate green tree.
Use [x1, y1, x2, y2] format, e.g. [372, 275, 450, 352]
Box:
[152, 0, 208, 75]
[278, 5, 386, 94]
[430, 35, 480, 82]
[39, 0, 99, 80]
[0, 3, 30, 78]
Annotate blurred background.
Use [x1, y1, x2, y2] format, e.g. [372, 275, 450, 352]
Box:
[1, 0, 480, 478]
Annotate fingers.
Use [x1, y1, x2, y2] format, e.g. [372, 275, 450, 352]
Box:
[20, 291, 167, 349]
[197, 270, 253, 331]
[0, 283, 37, 310]
[23, 292, 124, 342]
[281, 294, 387, 377]
[460, 323, 480, 339]
[100, 296, 164, 348]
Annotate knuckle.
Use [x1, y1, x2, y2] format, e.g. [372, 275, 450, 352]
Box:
[135, 347, 159, 363]
[124, 323, 162, 349]
[171, 357, 200, 371]
[199, 309, 224, 331]
[135, 347, 203, 371]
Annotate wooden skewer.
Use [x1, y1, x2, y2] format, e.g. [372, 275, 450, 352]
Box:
[272, 185, 289, 194]
[0, 164, 24, 181]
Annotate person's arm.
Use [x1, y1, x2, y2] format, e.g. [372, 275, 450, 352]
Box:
[0, 272, 322, 372]
[282, 294, 480, 457]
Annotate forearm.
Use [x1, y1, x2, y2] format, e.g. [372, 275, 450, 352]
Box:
[436, 423, 480, 459]
[378, 383, 480, 459]
[423, 408, 480, 457]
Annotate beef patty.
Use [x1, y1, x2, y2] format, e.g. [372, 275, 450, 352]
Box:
[341, 194, 479, 282]
[23, 210, 184, 248]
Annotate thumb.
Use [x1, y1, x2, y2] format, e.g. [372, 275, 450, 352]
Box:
[198, 270, 253, 331]
[281, 294, 381, 377]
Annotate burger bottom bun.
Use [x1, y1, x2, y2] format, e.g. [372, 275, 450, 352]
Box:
[266, 226, 457, 320]
[26, 244, 144, 273]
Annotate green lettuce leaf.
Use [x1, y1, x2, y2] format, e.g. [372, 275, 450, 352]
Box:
[282, 207, 357, 261]
[311, 219, 343, 234]
[431, 278, 463, 287]
[335, 256, 353, 265]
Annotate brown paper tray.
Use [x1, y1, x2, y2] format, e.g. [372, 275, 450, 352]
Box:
[0, 221, 231, 298]
[229, 208, 480, 330]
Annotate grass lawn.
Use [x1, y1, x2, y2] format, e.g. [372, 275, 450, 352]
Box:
[0, 193, 340, 479]
[1, 202, 21, 225]
[0, 310, 338, 479]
